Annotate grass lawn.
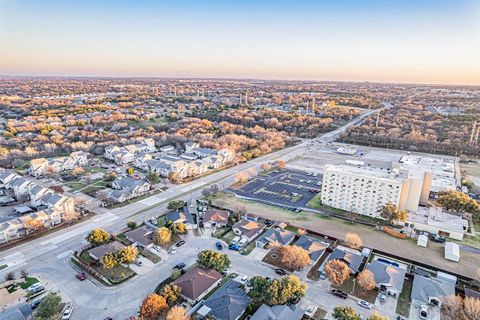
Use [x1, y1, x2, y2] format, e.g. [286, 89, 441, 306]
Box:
[79, 250, 135, 284]
[396, 276, 413, 317]
[212, 227, 237, 244]
[261, 248, 296, 272]
[307, 194, 322, 209]
[307, 251, 330, 281]
[19, 277, 39, 289]
[332, 276, 355, 294]
[66, 182, 87, 191]
[352, 282, 378, 304]
[141, 249, 161, 264]
[240, 241, 257, 255]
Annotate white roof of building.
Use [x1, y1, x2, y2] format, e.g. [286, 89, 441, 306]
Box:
[408, 207, 467, 234]
[324, 164, 409, 182]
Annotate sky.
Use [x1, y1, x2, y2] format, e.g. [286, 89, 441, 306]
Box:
[0, 0, 479, 85]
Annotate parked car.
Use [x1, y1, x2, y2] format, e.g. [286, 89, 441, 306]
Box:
[330, 289, 348, 299]
[420, 305, 429, 320]
[264, 219, 274, 227]
[75, 272, 86, 281]
[319, 271, 327, 280]
[170, 247, 177, 254]
[27, 283, 44, 294]
[176, 240, 186, 247]
[379, 292, 387, 303]
[30, 296, 46, 309]
[237, 237, 248, 247]
[304, 305, 317, 318]
[230, 236, 240, 245]
[173, 262, 186, 270]
[312, 173, 318, 177]
[239, 275, 249, 284]
[61, 303, 74, 320]
[134, 260, 143, 266]
[228, 243, 241, 251]
[358, 300, 372, 309]
[216, 241, 223, 250]
[430, 234, 446, 243]
[275, 268, 287, 275]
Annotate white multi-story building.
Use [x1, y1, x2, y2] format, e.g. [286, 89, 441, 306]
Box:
[321, 164, 432, 218]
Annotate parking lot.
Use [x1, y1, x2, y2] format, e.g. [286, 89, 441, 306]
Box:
[231, 169, 322, 209]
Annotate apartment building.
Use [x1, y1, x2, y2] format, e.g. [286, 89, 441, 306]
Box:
[321, 164, 432, 218]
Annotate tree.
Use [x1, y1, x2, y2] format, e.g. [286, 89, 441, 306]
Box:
[162, 284, 181, 305]
[276, 159, 286, 169]
[260, 162, 271, 172]
[442, 295, 464, 320]
[34, 293, 62, 320]
[127, 220, 137, 229]
[87, 228, 110, 245]
[356, 270, 375, 291]
[332, 306, 361, 320]
[166, 306, 190, 320]
[234, 172, 249, 183]
[5, 272, 15, 281]
[378, 203, 407, 223]
[71, 167, 85, 176]
[156, 227, 172, 245]
[463, 296, 480, 320]
[344, 233, 363, 249]
[139, 294, 168, 320]
[170, 222, 188, 235]
[248, 275, 306, 306]
[324, 259, 350, 285]
[117, 246, 138, 264]
[101, 253, 117, 269]
[147, 171, 160, 184]
[368, 312, 388, 320]
[168, 200, 185, 211]
[437, 190, 480, 217]
[197, 250, 230, 272]
[279, 245, 310, 270]
[126, 167, 134, 175]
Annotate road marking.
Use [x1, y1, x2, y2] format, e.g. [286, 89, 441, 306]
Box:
[56, 250, 72, 259]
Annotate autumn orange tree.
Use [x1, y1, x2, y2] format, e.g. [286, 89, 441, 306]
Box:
[344, 233, 363, 249]
[280, 245, 310, 270]
[166, 306, 190, 320]
[356, 270, 375, 291]
[324, 259, 350, 285]
[156, 227, 172, 245]
[139, 294, 168, 320]
[87, 228, 110, 245]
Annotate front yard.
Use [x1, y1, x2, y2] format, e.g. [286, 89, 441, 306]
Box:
[396, 276, 413, 317]
[78, 251, 136, 285]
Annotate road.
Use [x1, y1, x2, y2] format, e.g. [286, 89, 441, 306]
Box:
[0, 107, 383, 318]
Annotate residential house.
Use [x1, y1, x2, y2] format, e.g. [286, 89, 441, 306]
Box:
[110, 177, 151, 202]
[159, 145, 175, 153]
[172, 266, 222, 303]
[322, 247, 364, 274]
[158, 156, 188, 178]
[181, 153, 198, 161]
[145, 160, 173, 177]
[27, 184, 54, 207]
[38, 193, 75, 215]
[294, 235, 329, 264]
[411, 273, 456, 307]
[124, 226, 154, 250]
[366, 260, 406, 296]
[105, 139, 156, 165]
[232, 219, 265, 241]
[165, 206, 195, 228]
[8, 178, 32, 200]
[187, 160, 209, 177]
[250, 304, 304, 320]
[0, 171, 19, 187]
[88, 241, 126, 261]
[0, 219, 24, 243]
[198, 279, 252, 320]
[0, 303, 33, 320]
[192, 147, 218, 158]
[256, 226, 296, 248]
[133, 153, 154, 170]
[203, 209, 229, 228]
[185, 141, 200, 153]
[28, 151, 89, 177]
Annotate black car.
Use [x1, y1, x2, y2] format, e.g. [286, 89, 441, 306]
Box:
[176, 240, 186, 247]
[330, 289, 348, 299]
[275, 268, 287, 276]
[173, 262, 186, 270]
[429, 234, 446, 243]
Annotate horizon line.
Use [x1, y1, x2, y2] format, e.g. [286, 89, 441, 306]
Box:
[1, 73, 479, 88]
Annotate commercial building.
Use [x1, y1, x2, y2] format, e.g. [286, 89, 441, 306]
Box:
[321, 164, 432, 218]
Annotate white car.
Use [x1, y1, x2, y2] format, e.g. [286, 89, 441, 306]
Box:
[170, 247, 177, 254]
[357, 300, 372, 309]
[61, 303, 74, 320]
[239, 275, 249, 284]
[230, 236, 241, 245]
[304, 305, 317, 317]
[237, 237, 248, 247]
[312, 173, 318, 177]
[419, 305, 428, 320]
[27, 283, 43, 293]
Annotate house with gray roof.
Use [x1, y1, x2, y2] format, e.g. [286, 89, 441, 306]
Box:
[8, 178, 31, 199]
[125, 226, 154, 249]
[87, 240, 125, 261]
[198, 279, 252, 320]
[411, 274, 455, 307]
[366, 260, 406, 295]
[294, 235, 329, 263]
[165, 206, 195, 227]
[322, 247, 364, 274]
[250, 304, 303, 320]
[255, 226, 296, 248]
[110, 176, 151, 202]
[0, 303, 32, 320]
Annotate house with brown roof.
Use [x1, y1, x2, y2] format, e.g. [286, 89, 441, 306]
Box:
[87, 241, 125, 261]
[203, 209, 229, 228]
[232, 219, 265, 241]
[172, 266, 222, 303]
[124, 226, 154, 250]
